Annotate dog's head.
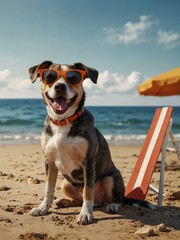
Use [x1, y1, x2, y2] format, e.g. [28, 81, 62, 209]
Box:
[29, 61, 98, 120]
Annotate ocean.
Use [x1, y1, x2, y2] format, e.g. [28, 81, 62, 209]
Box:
[0, 99, 180, 146]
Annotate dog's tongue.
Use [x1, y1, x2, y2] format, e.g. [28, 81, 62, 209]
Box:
[52, 97, 67, 111]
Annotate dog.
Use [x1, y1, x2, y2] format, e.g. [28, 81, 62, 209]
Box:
[28, 61, 154, 225]
[28, 60, 125, 224]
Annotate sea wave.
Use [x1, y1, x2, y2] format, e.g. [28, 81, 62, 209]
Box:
[104, 134, 147, 145]
[104, 134, 180, 146]
[0, 134, 41, 144]
[1, 133, 180, 146]
[0, 119, 33, 126]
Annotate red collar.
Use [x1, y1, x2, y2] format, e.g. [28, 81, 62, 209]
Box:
[50, 108, 84, 126]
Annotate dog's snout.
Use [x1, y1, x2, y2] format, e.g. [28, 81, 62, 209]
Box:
[54, 83, 67, 93]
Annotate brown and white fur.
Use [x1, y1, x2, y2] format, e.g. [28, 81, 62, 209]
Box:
[28, 60, 125, 225]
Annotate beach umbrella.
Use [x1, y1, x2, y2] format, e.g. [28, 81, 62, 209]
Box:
[137, 67, 180, 96]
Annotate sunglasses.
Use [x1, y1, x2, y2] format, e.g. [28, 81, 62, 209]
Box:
[38, 69, 87, 86]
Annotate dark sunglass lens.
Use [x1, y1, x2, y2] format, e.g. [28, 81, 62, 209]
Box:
[66, 71, 81, 84]
[42, 70, 57, 84]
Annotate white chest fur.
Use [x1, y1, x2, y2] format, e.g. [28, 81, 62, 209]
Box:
[44, 124, 88, 182]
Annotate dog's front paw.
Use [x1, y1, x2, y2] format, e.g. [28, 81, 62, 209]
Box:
[29, 203, 49, 216]
[76, 212, 93, 225]
[106, 203, 121, 214]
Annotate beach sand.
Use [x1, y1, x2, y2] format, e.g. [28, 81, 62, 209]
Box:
[0, 144, 179, 240]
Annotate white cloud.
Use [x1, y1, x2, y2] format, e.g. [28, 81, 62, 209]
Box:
[157, 29, 180, 48]
[6, 77, 32, 91]
[0, 68, 179, 107]
[0, 68, 35, 97]
[104, 15, 180, 49]
[104, 15, 155, 44]
[1, 68, 142, 99]
[84, 70, 143, 95]
[0, 69, 11, 81]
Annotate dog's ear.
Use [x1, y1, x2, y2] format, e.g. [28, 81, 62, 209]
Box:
[29, 61, 53, 83]
[73, 62, 98, 84]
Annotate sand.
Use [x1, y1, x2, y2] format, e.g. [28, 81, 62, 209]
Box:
[0, 144, 179, 240]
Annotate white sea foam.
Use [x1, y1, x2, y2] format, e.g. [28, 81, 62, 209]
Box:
[104, 134, 180, 146]
[104, 134, 146, 145]
[0, 134, 41, 144]
[1, 133, 179, 146]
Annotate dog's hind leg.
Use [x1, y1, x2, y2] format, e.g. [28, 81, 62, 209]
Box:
[54, 179, 83, 208]
[93, 173, 125, 214]
[29, 160, 58, 216]
[106, 173, 125, 214]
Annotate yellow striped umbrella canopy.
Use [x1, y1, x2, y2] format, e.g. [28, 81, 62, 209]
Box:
[137, 67, 180, 96]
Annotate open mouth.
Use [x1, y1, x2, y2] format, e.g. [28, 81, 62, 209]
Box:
[45, 92, 78, 114]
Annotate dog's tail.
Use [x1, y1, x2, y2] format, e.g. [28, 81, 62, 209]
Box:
[122, 197, 157, 210]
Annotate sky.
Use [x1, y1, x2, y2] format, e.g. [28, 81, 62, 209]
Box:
[0, 0, 180, 106]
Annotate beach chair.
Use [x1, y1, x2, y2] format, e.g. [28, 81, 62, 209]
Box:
[125, 106, 178, 207]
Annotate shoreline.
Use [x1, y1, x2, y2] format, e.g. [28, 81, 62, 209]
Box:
[0, 144, 179, 240]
